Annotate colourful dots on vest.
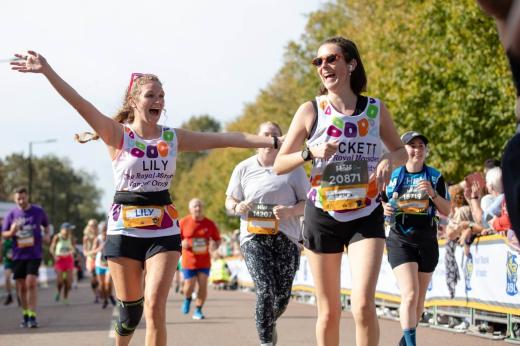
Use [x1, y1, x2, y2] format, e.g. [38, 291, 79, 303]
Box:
[320, 100, 327, 110]
[326, 117, 373, 138]
[157, 141, 169, 157]
[125, 127, 175, 159]
[112, 204, 121, 221]
[358, 118, 369, 136]
[367, 105, 378, 119]
[327, 125, 343, 137]
[325, 105, 332, 115]
[135, 141, 146, 151]
[130, 148, 145, 158]
[309, 189, 317, 203]
[163, 131, 174, 142]
[344, 122, 357, 138]
[146, 145, 159, 158]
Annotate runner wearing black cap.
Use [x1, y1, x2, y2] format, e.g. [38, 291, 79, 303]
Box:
[383, 131, 451, 346]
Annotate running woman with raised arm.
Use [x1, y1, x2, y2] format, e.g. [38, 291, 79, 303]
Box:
[11, 51, 281, 346]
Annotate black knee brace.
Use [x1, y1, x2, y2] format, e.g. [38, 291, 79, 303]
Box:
[91, 281, 99, 290]
[114, 297, 144, 336]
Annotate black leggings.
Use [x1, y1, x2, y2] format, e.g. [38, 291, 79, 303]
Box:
[241, 232, 300, 343]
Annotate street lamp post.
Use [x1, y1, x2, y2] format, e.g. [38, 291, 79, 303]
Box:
[28, 139, 57, 202]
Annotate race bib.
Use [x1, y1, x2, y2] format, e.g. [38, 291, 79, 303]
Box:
[122, 206, 164, 228]
[192, 238, 208, 254]
[17, 225, 34, 248]
[320, 161, 369, 211]
[247, 203, 279, 235]
[398, 189, 429, 214]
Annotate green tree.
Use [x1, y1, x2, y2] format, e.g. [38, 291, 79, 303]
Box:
[175, 114, 221, 175]
[170, 114, 222, 212]
[0, 159, 7, 200]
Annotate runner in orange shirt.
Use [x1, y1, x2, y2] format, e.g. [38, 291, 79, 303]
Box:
[180, 198, 221, 320]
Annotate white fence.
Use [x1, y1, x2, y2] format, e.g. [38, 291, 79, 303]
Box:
[226, 234, 520, 340]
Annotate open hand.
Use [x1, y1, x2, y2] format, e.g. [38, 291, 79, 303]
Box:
[10, 51, 48, 73]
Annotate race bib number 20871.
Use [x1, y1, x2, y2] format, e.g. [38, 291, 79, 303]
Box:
[320, 160, 369, 211]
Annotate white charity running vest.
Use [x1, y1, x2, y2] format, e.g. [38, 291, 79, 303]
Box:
[107, 125, 180, 238]
[307, 95, 383, 222]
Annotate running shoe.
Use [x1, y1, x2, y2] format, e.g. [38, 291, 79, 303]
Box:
[19, 315, 29, 328]
[4, 294, 13, 305]
[192, 307, 205, 320]
[62, 298, 69, 305]
[109, 295, 116, 306]
[55, 293, 60, 302]
[102, 300, 108, 309]
[27, 316, 38, 328]
[181, 299, 191, 315]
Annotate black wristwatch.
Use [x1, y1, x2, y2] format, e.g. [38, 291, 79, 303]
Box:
[301, 146, 313, 161]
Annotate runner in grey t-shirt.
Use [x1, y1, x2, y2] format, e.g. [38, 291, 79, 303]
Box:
[225, 122, 310, 346]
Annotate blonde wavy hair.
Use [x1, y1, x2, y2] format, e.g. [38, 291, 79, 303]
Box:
[75, 74, 162, 143]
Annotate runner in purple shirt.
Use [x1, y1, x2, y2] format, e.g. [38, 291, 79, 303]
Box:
[2, 187, 50, 328]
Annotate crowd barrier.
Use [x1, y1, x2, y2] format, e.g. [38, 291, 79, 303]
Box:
[226, 234, 520, 342]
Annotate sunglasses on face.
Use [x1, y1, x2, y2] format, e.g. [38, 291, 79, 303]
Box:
[311, 53, 342, 67]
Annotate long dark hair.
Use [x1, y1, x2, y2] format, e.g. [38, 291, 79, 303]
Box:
[319, 36, 367, 96]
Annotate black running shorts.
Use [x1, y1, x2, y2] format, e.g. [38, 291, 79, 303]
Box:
[12, 258, 42, 280]
[386, 235, 439, 273]
[302, 200, 385, 253]
[103, 234, 181, 264]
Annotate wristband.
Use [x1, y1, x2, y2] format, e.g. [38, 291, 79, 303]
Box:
[272, 136, 279, 149]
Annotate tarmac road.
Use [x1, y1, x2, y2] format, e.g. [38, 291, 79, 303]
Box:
[0, 279, 508, 345]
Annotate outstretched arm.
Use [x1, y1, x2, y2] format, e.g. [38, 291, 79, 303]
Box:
[176, 128, 277, 152]
[11, 51, 122, 149]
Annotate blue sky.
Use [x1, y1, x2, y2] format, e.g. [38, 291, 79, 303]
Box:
[1, 0, 326, 211]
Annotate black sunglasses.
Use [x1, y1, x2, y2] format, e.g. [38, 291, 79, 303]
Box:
[311, 53, 342, 67]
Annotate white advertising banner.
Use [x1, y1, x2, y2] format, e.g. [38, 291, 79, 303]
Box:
[229, 235, 520, 315]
